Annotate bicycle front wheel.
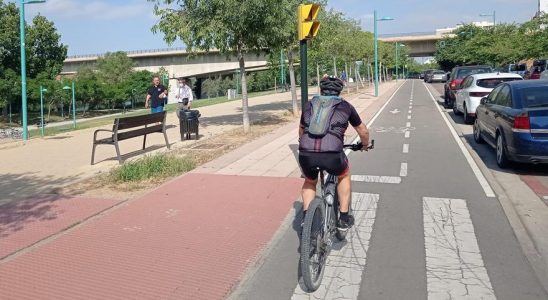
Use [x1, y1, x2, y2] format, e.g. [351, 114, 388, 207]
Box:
[300, 197, 327, 292]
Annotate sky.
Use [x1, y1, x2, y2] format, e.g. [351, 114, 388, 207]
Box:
[16, 0, 541, 56]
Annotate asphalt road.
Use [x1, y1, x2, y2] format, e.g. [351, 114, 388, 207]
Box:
[229, 80, 548, 300]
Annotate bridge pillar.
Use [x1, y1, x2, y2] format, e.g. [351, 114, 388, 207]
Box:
[194, 78, 203, 100]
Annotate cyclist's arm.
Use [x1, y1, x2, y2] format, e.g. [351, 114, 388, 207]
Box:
[299, 125, 304, 138]
[353, 123, 370, 149]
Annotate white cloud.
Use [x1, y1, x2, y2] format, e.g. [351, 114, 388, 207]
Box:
[26, 0, 153, 21]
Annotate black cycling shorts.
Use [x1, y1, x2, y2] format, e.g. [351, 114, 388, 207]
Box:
[298, 152, 349, 180]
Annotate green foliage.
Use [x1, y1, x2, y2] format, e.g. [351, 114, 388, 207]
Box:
[109, 154, 196, 182]
[435, 15, 548, 70]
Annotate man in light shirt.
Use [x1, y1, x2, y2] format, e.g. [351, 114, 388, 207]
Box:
[176, 77, 194, 116]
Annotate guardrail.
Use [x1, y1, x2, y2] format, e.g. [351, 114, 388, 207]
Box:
[378, 31, 438, 38]
[67, 47, 188, 59]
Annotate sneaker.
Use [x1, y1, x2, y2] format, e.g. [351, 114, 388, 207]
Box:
[337, 214, 354, 231]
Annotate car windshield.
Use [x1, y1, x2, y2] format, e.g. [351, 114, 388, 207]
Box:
[456, 68, 491, 79]
[521, 87, 548, 108]
[476, 78, 522, 88]
[511, 64, 527, 71]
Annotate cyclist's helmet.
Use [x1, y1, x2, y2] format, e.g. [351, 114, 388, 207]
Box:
[320, 76, 344, 96]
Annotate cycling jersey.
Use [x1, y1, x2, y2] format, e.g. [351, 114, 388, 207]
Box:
[299, 97, 362, 153]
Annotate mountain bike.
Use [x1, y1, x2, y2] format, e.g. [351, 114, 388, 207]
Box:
[300, 140, 375, 292]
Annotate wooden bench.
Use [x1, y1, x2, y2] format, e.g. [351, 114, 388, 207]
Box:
[91, 111, 170, 165]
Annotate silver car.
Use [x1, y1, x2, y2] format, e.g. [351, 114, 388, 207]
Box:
[428, 70, 447, 83]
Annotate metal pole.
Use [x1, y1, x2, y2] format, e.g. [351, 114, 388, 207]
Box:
[300, 40, 308, 110]
[71, 81, 76, 128]
[374, 10, 379, 97]
[40, 86, 44, 137]
[493, 11, 496, 27]
[280, 49, 285, 87]
[19, 0, 28, 140]
[395, 42, 399, 80]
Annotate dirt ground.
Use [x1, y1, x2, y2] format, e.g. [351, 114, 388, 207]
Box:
[60, 111, 298, 200]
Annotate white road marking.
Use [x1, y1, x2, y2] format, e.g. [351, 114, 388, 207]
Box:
[406, 122, 411, 128]
[407, 115, 412, 120]
[544, 196, 548, 200]
[292, 193, 379, 300]
[408, 110, 412, 114]
[346, 81, 407, 155]
[409, 106, 412, 109]
[390, 109, 401, 114]
[400, 163, 408, 177]
[405, 131, 411, 139]
[423, 83, 496, 198]
[403, 144, 409, 153]
[351, 175, 401, 184]
[423, 197, 496, 300]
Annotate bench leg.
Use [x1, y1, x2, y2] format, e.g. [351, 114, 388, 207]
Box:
[142, 134, 147, 150]
[91, 143, 97, 165]
[163, 131, 170, 149]
[114, 142, 122, 164]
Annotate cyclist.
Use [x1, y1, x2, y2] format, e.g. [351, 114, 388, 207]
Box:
[298, 76, 370, 231]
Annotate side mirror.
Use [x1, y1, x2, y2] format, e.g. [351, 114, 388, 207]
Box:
[480, 97, 488, 105]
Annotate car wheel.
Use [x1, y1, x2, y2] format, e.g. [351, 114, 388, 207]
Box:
[463, 104, 472, 124]
[473, 119, 484, 144]
[496, 134, 509, 168]
[453, 101, 461, 115]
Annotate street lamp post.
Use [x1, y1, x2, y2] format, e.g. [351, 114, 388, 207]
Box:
[480, 11, 496, 27]
[374, 10, 394, 97]
[63, 82, 76, 129]
[39, 86, 47, 137]
[19, 0, 46, 141]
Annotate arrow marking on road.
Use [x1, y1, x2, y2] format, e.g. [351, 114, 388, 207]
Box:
[390, 109, 401, 114]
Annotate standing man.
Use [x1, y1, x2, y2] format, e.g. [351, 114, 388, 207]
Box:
[176, 77, 194, 114]
[145, 76, 167, 113]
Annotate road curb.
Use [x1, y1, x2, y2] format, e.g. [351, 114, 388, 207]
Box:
[423, 83, 548, 293]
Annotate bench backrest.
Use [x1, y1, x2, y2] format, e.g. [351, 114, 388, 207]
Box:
[114, 111, 166, 131]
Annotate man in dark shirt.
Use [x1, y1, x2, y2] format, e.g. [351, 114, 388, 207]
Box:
[298, 76, 370, 230]
[146, 76, 168, 113]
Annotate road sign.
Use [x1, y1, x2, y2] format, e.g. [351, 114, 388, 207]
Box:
[298, 4, 320, 41]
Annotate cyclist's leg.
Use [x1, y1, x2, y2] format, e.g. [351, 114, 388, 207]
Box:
[302, 177, 318, 211]
[337, 173, 351, 213]
[298, 153, 320, 211]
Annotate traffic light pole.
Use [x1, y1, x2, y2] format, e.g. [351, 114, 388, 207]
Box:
[300, 40, 308, 110]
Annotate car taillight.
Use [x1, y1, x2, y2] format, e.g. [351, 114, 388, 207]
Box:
[469, 92, 490, 97]
[450, 80, 458, 89]
[513, 113, 530, 132]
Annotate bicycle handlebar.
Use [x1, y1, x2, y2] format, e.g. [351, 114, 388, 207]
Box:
[343, 139, 375, 151]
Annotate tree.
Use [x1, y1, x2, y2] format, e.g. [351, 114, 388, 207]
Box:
[96, 51, 135, 110]
[0, 1, 67, 120]
[150, 0, 288, 133]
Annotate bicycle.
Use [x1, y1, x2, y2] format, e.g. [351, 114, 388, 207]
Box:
[300, 140, 375, 292]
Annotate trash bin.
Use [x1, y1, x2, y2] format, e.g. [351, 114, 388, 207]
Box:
[178, 109, 200, 140]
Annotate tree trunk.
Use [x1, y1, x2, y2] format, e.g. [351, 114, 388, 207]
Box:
[287, 49, 298, 116]
[238, 50, 250, 133]
[333, 56, 337, 76]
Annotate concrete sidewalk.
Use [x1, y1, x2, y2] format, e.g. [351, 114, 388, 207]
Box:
[0, 81, 401, 299]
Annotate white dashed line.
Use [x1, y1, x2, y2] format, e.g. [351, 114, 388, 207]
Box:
[400, 163, 408, 177]
[292, 193, 379, 300]
[406, 122, 411, 128]
[423, 197, 495, 300]
[408, 110, 412, 114]
[405, 131, 410, 139]
[423, 83, 496, 198]
[403, 144, 409, 153]
[351, 175, 402, 184]
[407, 115, 412, 120]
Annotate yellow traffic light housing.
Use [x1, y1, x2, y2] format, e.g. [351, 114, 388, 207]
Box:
[298, 4, 320, 41]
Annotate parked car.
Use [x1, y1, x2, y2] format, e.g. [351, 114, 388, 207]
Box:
[541, 70, 548, 80]
[423, 69, 435, 82]
[444, 65, 493, 108]
[454, 73, 523, 124]
[500, 63, 527, 77]
[427, 70, 447, 83]
[524, 59, 548, 80]
[473, 80, 548, 168]
[419, 71, 425, 79]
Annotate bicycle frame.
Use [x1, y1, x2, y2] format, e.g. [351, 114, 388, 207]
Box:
[318, 170, 339, 241]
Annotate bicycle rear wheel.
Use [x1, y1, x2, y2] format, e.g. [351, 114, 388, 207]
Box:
[300, 197, 327, 292]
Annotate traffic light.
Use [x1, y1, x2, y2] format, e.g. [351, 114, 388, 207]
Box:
[298, 4, 320, 41]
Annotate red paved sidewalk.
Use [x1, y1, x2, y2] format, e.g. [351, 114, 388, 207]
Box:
[0, 174, 302, 300]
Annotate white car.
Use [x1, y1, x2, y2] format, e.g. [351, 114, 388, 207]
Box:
[541, 70, 548, 80]
[453, 73, 523, 124]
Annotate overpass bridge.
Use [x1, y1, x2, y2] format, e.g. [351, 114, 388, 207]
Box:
[378, 31, 448, 57]
[62, 48, 270, 99]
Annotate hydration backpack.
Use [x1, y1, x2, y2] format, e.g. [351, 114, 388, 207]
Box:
[305, 96, 343, 138]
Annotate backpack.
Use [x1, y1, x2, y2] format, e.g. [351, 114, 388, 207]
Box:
[305, 96, 343, 138]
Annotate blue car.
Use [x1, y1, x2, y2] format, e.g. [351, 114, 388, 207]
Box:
[473, 80, 548, 168]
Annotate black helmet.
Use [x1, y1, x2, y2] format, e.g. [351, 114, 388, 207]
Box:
[320, 76, 344, 96]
